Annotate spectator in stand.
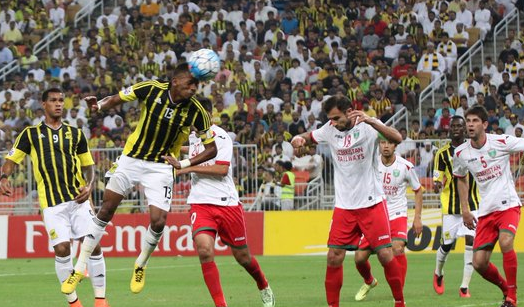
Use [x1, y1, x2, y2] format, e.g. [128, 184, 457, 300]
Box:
[511, 93, 524, 119]
[396, 127, 417, 159]
[2, 20, 22, 43]
[505, 114, 524, 136]
[417, 42, 446, 82]
[499, 107, 513, 131]
[482, 56, 497, 77]
[434, 108, 452, 131]
[0, 39, 12, 65]
[505, 84, 524, 108]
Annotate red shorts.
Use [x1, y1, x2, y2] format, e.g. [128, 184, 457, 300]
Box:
[359, 217, 407, 250]
[328, 200, 392, 252]
[189, 204, 248, 248]
[473, 207, 521, 251]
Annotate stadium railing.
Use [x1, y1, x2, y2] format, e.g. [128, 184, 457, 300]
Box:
[385, 106, 409, 131]
[456, 39, 484, 90]
[74, 0, 104, 29]
[3, 140, 524, 215]
[418, 74, 447, 125]
[0, 60, 19, 81]
[493, 7, 520, 59]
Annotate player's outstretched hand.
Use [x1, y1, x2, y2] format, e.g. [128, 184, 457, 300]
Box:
[84, 96, 100, 112]
[412, 217, 423, 238]
[291, 136, 306, 148]
[0, 177, 12, 196]
[162, 155, 182, 169]
[462, 211, 477, 230]
[75, 186, 91, 203]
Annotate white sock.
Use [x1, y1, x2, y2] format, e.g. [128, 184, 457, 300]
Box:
[75, 217, 107, 273]
[461, 245, 474, 289]
[135, 226, 163, 267]
[88, 253, 106, 298]
[435, 246, 449, 276]
[55, 255, 79, 303]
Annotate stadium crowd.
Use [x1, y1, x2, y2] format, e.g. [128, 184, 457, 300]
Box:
[0, 0, 523, 202]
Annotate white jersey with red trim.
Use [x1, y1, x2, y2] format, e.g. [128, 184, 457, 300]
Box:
[311, 120, 385, 210]
[186, 125, 239, 206]
[379, 155, 422, 220]
[453, 133, 524, 217]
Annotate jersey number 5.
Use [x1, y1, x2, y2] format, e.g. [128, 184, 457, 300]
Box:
[480, 156, 487, 168]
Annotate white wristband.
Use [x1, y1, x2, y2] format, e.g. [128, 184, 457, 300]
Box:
[180, 159, 191, 169]
[97, 101, 103, 110]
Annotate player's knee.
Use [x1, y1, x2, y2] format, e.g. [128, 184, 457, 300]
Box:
[472, 259, 488, 273]
[197, 245, 215, 262]
[376, 247, 394, 265]
[327, 248, 345, 266]
[498, 234, 515, 252]
[92, 244, 102, 256]
[354, 251, 368, 265]
[392, 244, 405, 256]
[440, 243, 453, 253]
[53, 242, 71, 257]
[233, 248, 251, 266]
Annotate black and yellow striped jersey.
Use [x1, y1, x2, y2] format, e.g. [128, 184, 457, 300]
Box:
[7, 123, 94, 209]
[433, 142, 480, 214]
[119, 80, 214, 162]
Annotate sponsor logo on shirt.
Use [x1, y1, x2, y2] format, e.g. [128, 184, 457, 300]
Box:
[475, 164, 502, 183]
[467, 158, 477, 163]
[39, 133, 46, 139]
[508, 224, 517, 231]
[234, 236, 246, 241]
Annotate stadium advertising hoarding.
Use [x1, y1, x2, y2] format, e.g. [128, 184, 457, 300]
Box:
[5, 212, 263, 258]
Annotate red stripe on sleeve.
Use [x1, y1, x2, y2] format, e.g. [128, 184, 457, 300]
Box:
[310, 132, 318, 144]
[215, 161, 230, 165]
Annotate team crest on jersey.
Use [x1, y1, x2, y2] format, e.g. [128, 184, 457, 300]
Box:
[488, 149, 496, 158]
[393, 169, 400, 177]
[123, 86, 133, 95]
[64, 131, 72, 139]
[353, 130, 360, 139]
[49, 229, 57, 240]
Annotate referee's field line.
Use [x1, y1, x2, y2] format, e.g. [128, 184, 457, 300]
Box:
[457, 303, 501, 307]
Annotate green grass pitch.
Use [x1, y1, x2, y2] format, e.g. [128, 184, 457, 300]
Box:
[0, 253, 521, 306]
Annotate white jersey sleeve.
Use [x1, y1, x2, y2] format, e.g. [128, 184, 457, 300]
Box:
[499, 134, 524, 153]
[186, 125, 240, 206]
[311, 121, 332, 144]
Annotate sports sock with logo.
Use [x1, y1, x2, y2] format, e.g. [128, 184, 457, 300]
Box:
[75, 217, 107, 273]
[136, 226, 163, 267]
[88, 253, 106, 298]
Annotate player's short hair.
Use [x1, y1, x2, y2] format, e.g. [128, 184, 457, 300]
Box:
[451, 115, 465, 123]
[323, 96, 353, 114]
[42, 88, 62, 102]
[172, 62, 192, 77]
[197, 96, 213, 113]
[465, 105, 488, 123]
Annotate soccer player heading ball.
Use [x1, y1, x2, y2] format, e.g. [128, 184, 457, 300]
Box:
[188, 48, 220, 81]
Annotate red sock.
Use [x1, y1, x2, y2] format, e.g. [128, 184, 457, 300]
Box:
[383, 258, 404, 304]
[244, 256, 268, 290]
[356, 260, 374, 285]
[325, 265, 343, 307]
[479, 262, 508, 295]
[503, 250, 518, 302]
[201, 261, 227, 307]
[395, 254, 408, 287]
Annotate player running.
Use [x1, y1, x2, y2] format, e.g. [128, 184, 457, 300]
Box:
[62, 63, 218, 295]
[454, 105, 522, 307]
[291, 96, 406, 307]
[432, 116, 479, 297]
[0, 88, 109, 307]
[165, 98, 275, 307]
[354, 139, 423, 301]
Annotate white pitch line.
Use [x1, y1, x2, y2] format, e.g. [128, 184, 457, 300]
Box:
[457, 302, 501, 307]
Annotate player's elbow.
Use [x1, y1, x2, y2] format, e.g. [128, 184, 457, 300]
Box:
[218, 165, 229, 176]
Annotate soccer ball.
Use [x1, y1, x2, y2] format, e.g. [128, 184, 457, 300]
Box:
[187, 49, 220, 81]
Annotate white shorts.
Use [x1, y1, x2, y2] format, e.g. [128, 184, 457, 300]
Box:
[106, 155, 174, 211]
[42, 200, 94, 247]
[441, 211, 478, 245]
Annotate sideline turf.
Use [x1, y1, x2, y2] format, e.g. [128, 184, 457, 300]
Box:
[0, 253, 521, 306]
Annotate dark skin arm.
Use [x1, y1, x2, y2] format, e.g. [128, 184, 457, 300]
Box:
[85, 94, 123, 112]
[75, 164, 95, 203]
[176, 164, 229, 176]
[0, 159, 17, 196]
[163, 141, 218, 170]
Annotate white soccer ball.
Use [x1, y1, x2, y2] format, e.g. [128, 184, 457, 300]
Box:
[188, 48, 220, 81]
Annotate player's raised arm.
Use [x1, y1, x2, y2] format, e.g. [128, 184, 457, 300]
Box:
[291, 132, 313, 148]
[346, 110, 402, 144]
[85, 94, 123, 113]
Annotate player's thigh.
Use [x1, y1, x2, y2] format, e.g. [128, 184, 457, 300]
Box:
[140, 161, 174, 212]
[390, 217, 408, 243]
[105, 155, 137, 197]
[42, 203, 73, 247]
[216, 204, 248, 248]
[190, 204, 219, 239]
[473, 214, 498, 252]
[358, 201, 392, 252]
[441, 214, 462, 245]
[69, 200, 96, 240]
[327, 207, 361, 251]
[497, 207, 521, 251]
